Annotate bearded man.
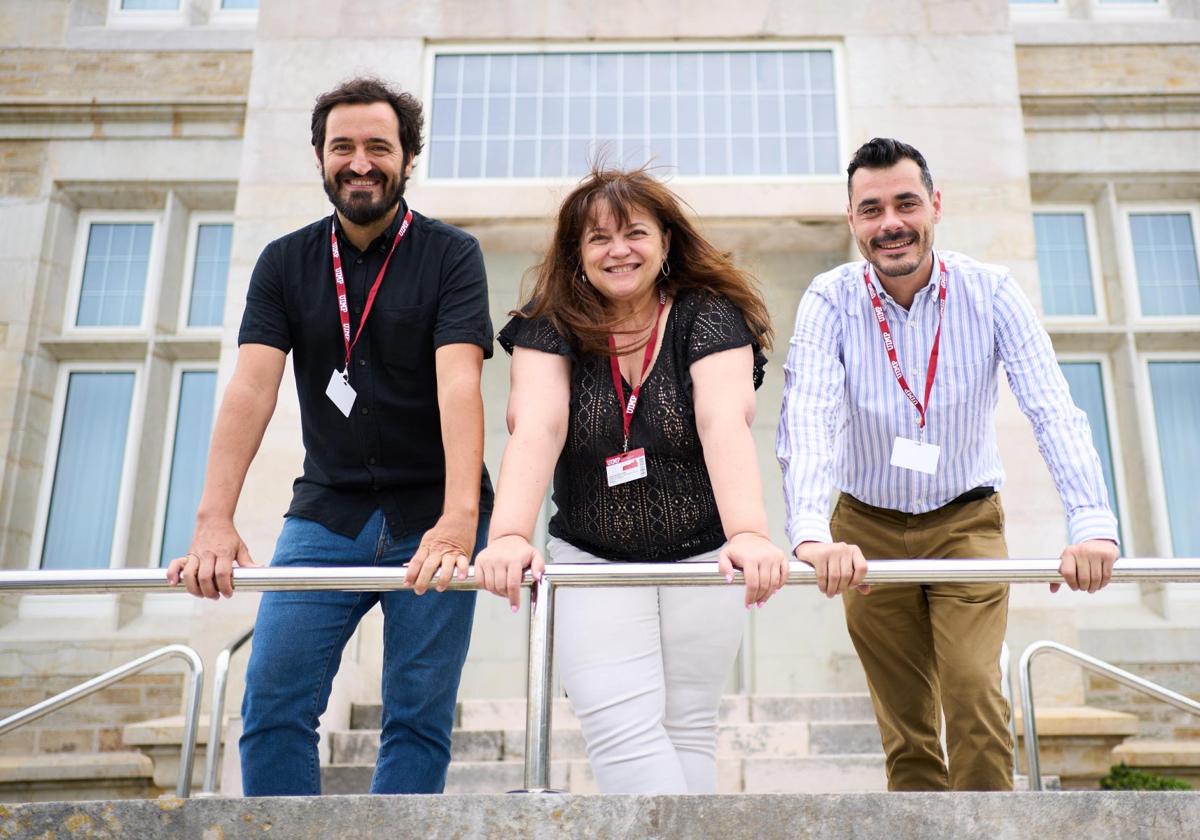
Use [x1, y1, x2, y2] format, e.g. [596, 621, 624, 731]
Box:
[167, 77, 493, 795]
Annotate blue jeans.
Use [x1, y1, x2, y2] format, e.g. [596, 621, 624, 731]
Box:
[239, 510, 482, 795]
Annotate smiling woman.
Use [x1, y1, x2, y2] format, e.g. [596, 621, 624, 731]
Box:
[475, 165, 785, 795]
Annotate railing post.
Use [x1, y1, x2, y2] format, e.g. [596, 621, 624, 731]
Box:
[522, 574, 555, 792]
[177, 646, 204, 798]
[1019, 644, 1044, 790]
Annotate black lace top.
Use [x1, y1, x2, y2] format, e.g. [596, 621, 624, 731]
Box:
[498, 290, 766, 561]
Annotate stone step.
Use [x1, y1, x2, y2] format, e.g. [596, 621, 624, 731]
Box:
[322, 760, 570, 795]
[0, 752, 158, 803]
[808, 721, 882, 755]
[349, 693, 873, 732]
[331, 721, 816, 766]
[1111, 739, 1200, 786]
[23, 790, 1193, 839]
[743, 755, 888, 793]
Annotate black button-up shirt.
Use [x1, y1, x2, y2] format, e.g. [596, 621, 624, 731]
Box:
[238, 202, 494, 538]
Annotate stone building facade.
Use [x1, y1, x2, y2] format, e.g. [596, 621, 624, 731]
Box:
[1, 0, 1198, 766]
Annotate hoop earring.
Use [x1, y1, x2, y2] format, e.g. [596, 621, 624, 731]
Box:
[660, 260, 671, 278]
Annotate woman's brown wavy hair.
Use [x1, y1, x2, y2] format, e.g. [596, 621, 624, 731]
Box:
[514, 165, 774, 356]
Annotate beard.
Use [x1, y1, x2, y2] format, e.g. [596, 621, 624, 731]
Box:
[322, 165, 407, 226]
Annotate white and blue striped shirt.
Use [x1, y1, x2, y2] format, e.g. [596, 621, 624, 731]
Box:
[776, 250, 1119, 550]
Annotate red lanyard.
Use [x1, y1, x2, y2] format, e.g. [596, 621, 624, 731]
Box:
[607, 293, 666, 452]
[330, 208, 413, 372]
[863, 258, 948, 436]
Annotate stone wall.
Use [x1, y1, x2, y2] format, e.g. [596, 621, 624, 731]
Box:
[1085, 662, 1200, 741]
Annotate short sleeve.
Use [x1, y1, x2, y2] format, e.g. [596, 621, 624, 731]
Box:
[434, 236, 494, 359]
[682, 293, 766, 389]
[497, 313, 572, 357]
[238, 240, 292, 353]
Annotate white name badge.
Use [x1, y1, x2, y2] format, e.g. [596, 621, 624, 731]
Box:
[605, 447, 648, 487]
[890, 436, 941, 475]
[325, 368, 357, 417]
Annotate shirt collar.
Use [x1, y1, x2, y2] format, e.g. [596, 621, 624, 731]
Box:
[332, 199, 408, 254]
[864, 249, 941, 304]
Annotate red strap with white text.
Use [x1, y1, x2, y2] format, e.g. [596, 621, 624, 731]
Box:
[862, 258, 948, 435]
[607, 293, 666, 452]
[330, 209, 413, 372]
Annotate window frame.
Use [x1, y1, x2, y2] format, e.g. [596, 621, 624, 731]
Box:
[64, 210, 163, 336]
[1008, 0, 1069, 21]
[417, 40, 848, 187]
[177, 213, 234, 334]
[1118, 202, 1200, 324]
[28, 361, 146, 572]
[106, 0, 187, 27]
[1032, 204, 1107, 324]
[1056, 353, 1130, 552]
[149, 363, 219, 571]
[1137, 351, 1200, 558]
[1092, 0, 1168, 19]
[208, 0, 259, 25]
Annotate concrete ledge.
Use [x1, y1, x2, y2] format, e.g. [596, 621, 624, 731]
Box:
[1, 793, 1198, 839]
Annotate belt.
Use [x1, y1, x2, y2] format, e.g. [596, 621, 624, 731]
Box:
[947, 486, 995, 505]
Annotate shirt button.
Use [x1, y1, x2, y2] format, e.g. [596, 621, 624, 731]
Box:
[372, 484, 380, 491]
[358, 358, 367, 367]
[360, 406, 369, 415]
[368, 456, 377, 465]
[353, 306, 362, 315]
[355, 257, 364, 265]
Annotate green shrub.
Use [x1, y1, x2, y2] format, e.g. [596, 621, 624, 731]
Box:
[1099, 762, 1191, 791]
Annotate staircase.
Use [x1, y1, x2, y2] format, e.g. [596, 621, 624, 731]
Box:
[322, 693, 888, 794]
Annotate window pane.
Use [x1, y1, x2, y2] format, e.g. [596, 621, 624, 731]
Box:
[1058, 362, 1122, 543]
[121, 0, 179, 8]
[1034, 213, 1096, 316]
[76, 222, 152, 327]
[159, 371, 217, 567]
[220, 0, 257, 8]
[1130, 212, 1200, 316]
[188, 223, 232, 328]
[428, 49, 840, 178]
[41, 372, 135, 570]
[1148, 362, 1200, 556]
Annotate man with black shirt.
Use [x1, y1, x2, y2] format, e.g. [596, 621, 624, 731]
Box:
[166, 77, 493, 796]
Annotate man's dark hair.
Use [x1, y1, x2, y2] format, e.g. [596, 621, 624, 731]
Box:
[311, 77, 424, 164]
[846, 138, 934, 197]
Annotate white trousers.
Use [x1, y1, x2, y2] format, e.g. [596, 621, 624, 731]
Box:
[547, 537, 746, 794]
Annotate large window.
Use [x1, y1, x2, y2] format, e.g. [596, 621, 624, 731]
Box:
[38, 369, 138, 570]
[33, 198, 231, 570]
[1034, 210, 1101, 317]
[1059, 361, 1123, 543]
[1127, 210, 1200, 317]
[427, 47, 841, 179]
[1148, 361, 1200, 556]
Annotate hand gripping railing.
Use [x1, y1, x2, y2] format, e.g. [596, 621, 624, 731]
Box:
[1018, 639, 1200, 791]
[201, 627, 254, 795]
[0, 644, 204, 797]
[2, 557, 1198, 793]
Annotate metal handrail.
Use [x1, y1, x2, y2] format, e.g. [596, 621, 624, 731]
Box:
[200, 627, 254, 795]
[0, 644, 204, 797]
[1, 557, 1196, 594]
[2, 558, 1198, 794]
[1018, 639, 1200, 791]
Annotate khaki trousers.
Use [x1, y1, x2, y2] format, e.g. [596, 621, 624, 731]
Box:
[835, 492, 1013, 791]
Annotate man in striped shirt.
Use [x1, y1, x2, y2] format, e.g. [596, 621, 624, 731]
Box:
[775, 137, 1119, 791]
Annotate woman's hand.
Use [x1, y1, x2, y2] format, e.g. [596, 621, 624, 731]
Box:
[475, 534, 544, 613]
[718, 532, 789, 608]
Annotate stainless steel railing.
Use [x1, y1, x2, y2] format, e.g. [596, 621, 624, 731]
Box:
[1018, 639, 1200, 791]
[2, 557, 1199, 794]
[0, 644, 204, 797]
[201, 627, 254, 795]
